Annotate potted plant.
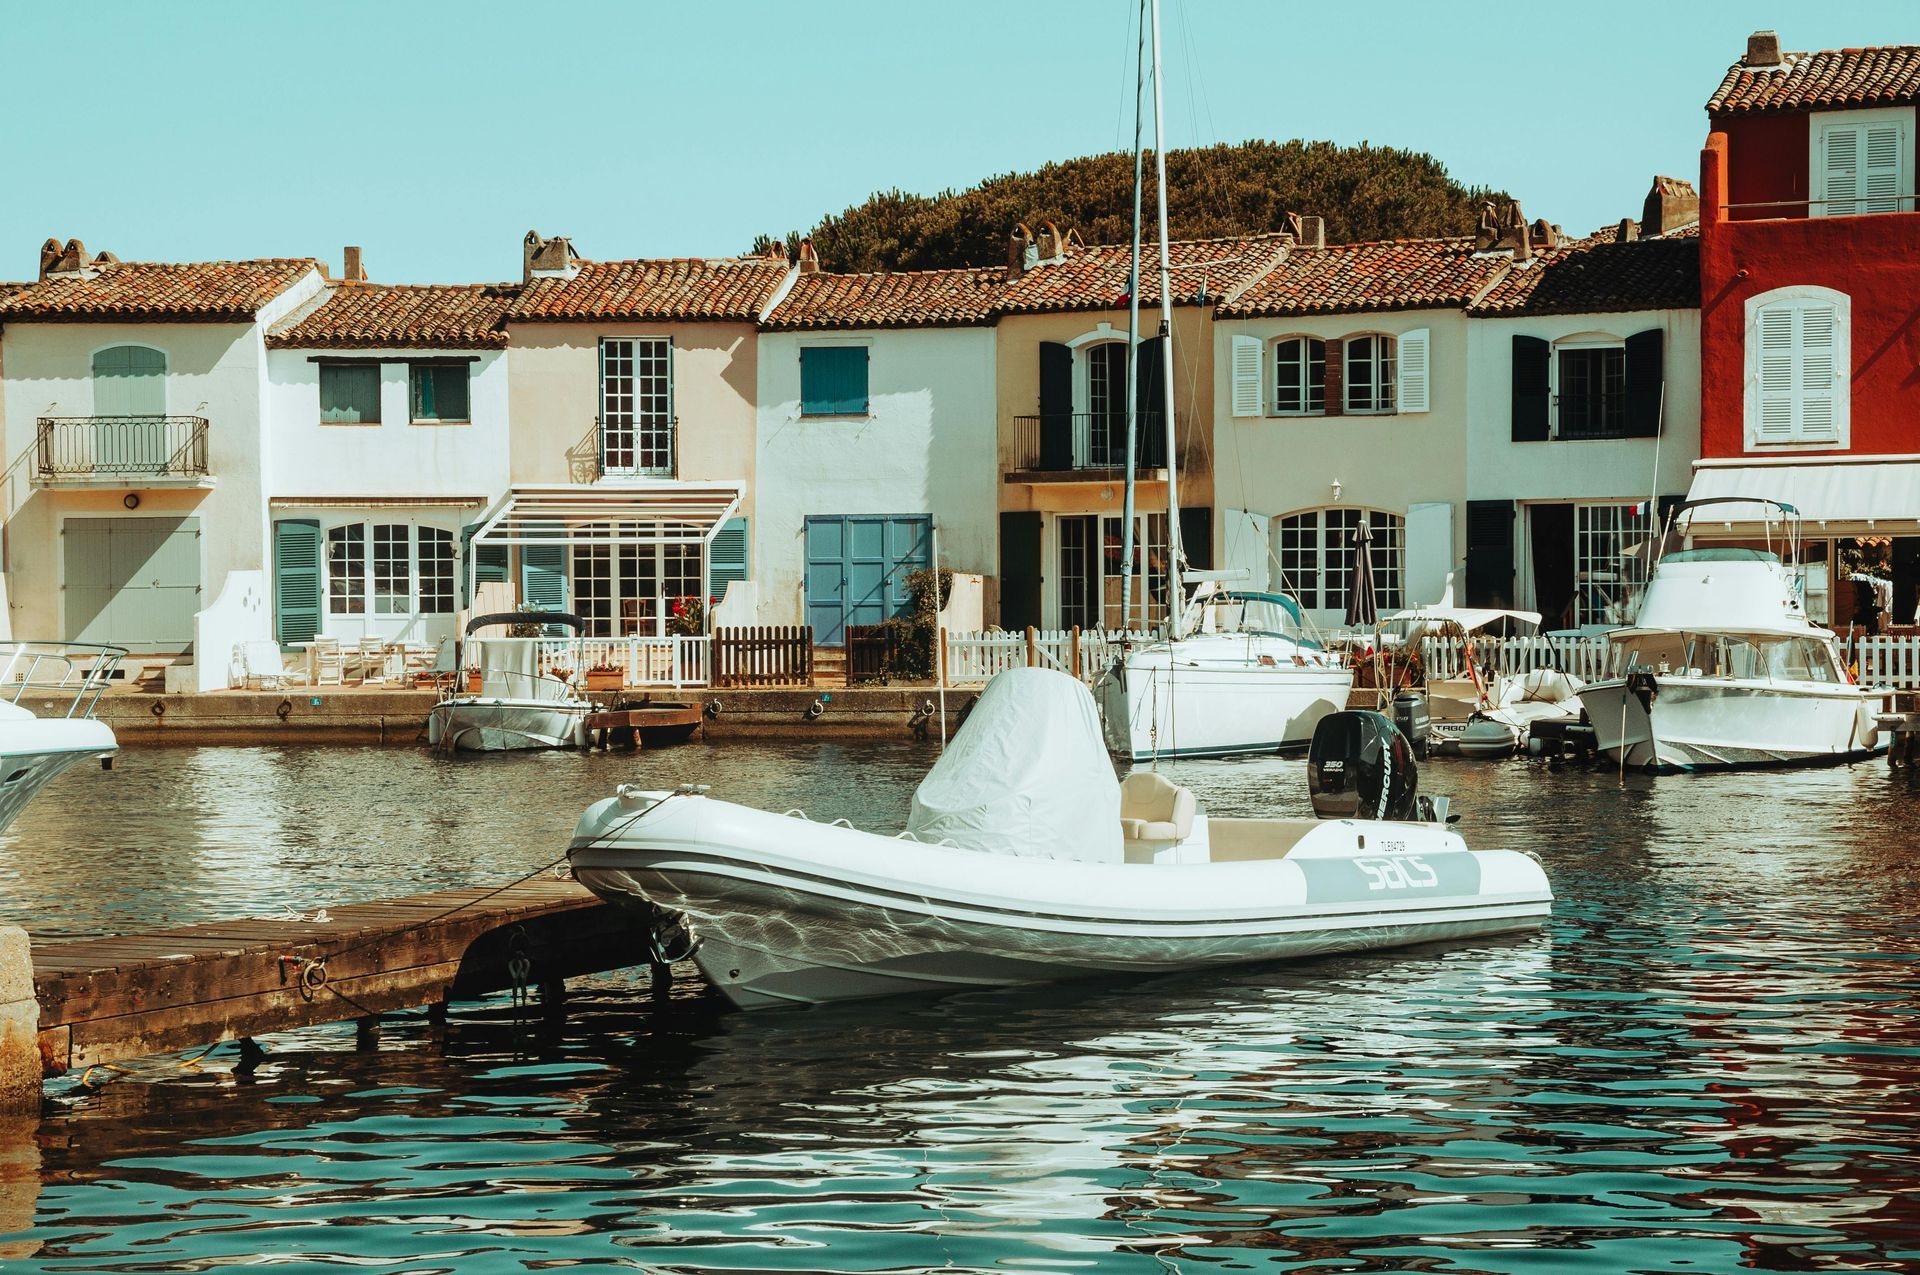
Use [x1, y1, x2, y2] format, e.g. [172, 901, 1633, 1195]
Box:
[585, 661, 624, 692]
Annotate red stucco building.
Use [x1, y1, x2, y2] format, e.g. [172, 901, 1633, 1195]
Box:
[1689, 32, 1920, 622]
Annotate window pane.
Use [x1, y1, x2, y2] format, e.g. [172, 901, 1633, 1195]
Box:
[1559, 347, 1625, 438]
[410, 364, 470, 421]
[1275, 339, 1303, 413]
[418, 528, 453, 614]
[327, 524, 366, 614]
[1346, 337, 1373, 412]
[320, 364, 381, 424]
[1306, 339, 1325, 412]
[372, 524, 411, 614]
[1279, 512, 1318, 608]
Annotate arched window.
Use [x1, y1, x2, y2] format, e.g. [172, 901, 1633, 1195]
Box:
[1344, 335, 1396, 414]
[1272, 336, 1326, 415]
[1275, 508, 1404, 613]
[1745, 286, 1849, 447]
[91, 345, 166, 416]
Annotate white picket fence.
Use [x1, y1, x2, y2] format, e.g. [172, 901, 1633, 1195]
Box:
[536, 635, 710, 689]
[1419, 635, 1618, 682]
[1851, 635, 1920, 689]
[941, 628, 1152, 687]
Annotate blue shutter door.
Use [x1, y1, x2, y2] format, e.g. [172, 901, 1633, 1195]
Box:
[804, 517, 849, 645]
[844, 517, 890, 632]
[274, 519, 323, 643]
[884, 516, 931, 616]
[521, 545, 568, 612]
[709, 516, 750, 600]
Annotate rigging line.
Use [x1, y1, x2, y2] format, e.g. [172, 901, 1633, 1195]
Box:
[1112, 0, 1142, 154]
[1174, 0, 1215, 151]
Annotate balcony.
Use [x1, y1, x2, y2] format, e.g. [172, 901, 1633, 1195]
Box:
[567, 416, 674, 483]
[1006, 412, 1201, 482]
[32, 417, 211, 488]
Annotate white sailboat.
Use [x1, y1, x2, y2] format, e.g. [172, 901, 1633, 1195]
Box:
[1577, 497, 1889, 772]
[569, 667, 1553, 1010]
[0, 642, 121, 832]
[1093, 0, 1353, 762]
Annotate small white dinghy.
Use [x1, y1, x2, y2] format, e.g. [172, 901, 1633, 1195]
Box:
[569, 668, 1552, 1010]
[426, 611, 593, 753]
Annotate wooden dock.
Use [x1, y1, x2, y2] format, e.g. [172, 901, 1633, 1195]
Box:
[30, 878, 649, 1080]
[581, 702, 704, 750]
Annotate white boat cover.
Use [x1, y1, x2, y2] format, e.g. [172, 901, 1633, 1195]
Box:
[906, 667, 1123, 864]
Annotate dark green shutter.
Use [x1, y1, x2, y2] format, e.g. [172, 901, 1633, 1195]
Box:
[800, 347, 869, 415]
[459, 524, 510, 606]
[1624, 329, 1664, 437]
[1512, 336, 1550, 441]
[273, 519, 322, 644]
[999, 511, 1042, 629]
[521, 544, 567, 613]
[710, 516, 750, 599]
[1038, 342, 1073, 469]
[1179, 506, 1213, 573]
[1135, 337, 1168, 468]
[1465, 500, 1515, 609]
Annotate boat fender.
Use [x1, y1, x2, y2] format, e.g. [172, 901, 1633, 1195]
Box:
[573, 718, 591, 751]
[1625, 670, 1658, 711]
[1856, 703, 1881, 750]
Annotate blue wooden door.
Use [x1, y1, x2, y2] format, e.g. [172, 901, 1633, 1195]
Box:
[803, 515, 931, 646]
[64, 516, 201, 652]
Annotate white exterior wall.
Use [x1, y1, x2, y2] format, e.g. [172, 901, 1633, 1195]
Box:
[1212, 308, 1469, 621]
[1465, 308, 1700, 502]
[0, 270, 322, 647]
[265, 347, 510, 501]
[754, 325, 998, 626]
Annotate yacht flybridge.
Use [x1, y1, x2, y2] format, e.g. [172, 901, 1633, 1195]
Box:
[0, 642, 121, 832]
[1577, 498, 1890, 772]
[568, 667, 1553, 1009]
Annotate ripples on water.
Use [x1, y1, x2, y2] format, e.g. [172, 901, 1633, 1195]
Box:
[1, 743, 1916, 1272]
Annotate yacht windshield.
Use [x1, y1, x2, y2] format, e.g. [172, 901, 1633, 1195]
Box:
[1611, 631, 1842, 683]
[1192, 592, 1317, 646]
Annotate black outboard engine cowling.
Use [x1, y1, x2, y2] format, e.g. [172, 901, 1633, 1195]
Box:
[1308, 710, 1420, 821]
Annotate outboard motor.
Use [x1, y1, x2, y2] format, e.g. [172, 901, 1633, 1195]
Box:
[1308, 710, 1421, 822]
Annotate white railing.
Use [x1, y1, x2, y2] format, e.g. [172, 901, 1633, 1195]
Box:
[1850, 635, 1920, 690]
[941, 628, 1153, 687]
[1420, 635, 1618, 682]
[534, 635, 711, 689]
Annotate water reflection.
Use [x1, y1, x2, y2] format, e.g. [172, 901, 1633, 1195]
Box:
[1, 744, 1916, 1271]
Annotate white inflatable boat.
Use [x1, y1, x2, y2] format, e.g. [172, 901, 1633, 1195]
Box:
[569, 668, 1553, 1009]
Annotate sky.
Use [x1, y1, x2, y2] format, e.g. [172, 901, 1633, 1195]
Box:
[4, 1, 1915, 284]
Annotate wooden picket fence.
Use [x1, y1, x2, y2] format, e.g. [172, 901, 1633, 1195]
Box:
[1849, 634, 1920, 689]
[847, 624, 902, 684]
[713, 625, 814, 687]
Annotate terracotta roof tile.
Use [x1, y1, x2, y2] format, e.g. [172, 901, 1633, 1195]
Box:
[1708, 45, 1920, 115]
[997, 233, 1289, 315]
[1468, 234, 1700, 316]
[763, 267, 1003, 330]
[510, 257, 790, 323]
[1216, 237, 1501, 319]
[0, 259, 317, 322]
[268, 283, 515, 349]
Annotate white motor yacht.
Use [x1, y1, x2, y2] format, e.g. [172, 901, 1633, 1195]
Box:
[1577, 498, 1888, 772]
[1095, 588, 1352, 760]
[569, 667, 1552, 1010]
[426, 611, 593, 753]
[0, 642, 122, 832]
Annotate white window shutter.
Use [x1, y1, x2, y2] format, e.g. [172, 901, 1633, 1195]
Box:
[1864, 123, 1903, 213]
[1397, 328, 1430, 414]
[1798, 303, 1840, 441]
[1755, 305, 1797, 440]
[1230, 335, 1262, 417]
[1824, 124, 1861, 216]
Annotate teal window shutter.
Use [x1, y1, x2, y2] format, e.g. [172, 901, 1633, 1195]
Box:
[320, 364, 381, 424]
[273, 519, 323, 643]
[800, 347, 869, 416]
[521, 544, 568, 631]
[411, 364, 470, 421]
[709, 516, 750, 600]
[459, 524, 510, 606]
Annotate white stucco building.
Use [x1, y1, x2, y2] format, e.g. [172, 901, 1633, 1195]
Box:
[754, 264, 1002, 641]
[1463, 216, 1701, 628]
[0, 240, 322, 675]
[263, 275, 516, 650]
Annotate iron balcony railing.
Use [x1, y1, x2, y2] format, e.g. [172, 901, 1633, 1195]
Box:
[34, 416, 209, 482]
[1008, 412, 1197, 474]
[594, 414, 675, 480]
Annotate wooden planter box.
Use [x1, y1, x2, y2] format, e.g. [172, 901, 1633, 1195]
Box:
[585, 669, 624, 692]
[465, 671, 483, 693]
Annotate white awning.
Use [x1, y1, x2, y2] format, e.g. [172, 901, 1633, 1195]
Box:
[269, 495, 487, 509]
[1686, 457, 1920, 537]
[468, 481, 743, 549]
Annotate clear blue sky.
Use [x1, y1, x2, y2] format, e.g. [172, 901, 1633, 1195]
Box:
[4, 1, 1915, 284]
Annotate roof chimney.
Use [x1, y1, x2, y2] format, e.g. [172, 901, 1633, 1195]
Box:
[796, 239, 820, 274]
[1474, 203, 1499, 253]
[1530, 218, 1557, 251]
[522, 230, 580, 282]
[42, 238, 95, 278]
[343, 246, 365, 282]
[764, 236, 789, 262]
[38, 238, 61, 280]
[1642, 176, 1700, 236]
[1295, 215, 1325, 251]
[1007, 223, 1034, 280]
[1618, 217, 1639, 243]
[1036, 221, 1063, 263]
[1493, 201, 1531, 261]
[1746, 30, 1782, 68]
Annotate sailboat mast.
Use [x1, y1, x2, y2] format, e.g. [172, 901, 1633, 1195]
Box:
[1119, 0, 1147, 630]
[1149, 0, 1182, 635]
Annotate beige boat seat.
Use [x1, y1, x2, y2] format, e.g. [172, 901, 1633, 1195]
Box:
[1119, 771, 1196, 843]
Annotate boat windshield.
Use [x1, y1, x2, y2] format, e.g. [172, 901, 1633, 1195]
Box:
[1191, 591, 1318, 646]
[1612, 631, 1843, 684]
[1662, 548, 1781, 565]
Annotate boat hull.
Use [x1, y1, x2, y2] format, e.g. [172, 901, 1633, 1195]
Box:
[570, 794, 1551, 1010]
[1097, 654, 1352, 760]
[1578, 677, 1885, 772]
[426, 698, 590, 752]
[0, 719, 118, 832]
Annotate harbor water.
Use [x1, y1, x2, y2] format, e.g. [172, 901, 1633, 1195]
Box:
[0, 742, 1916, 1272]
